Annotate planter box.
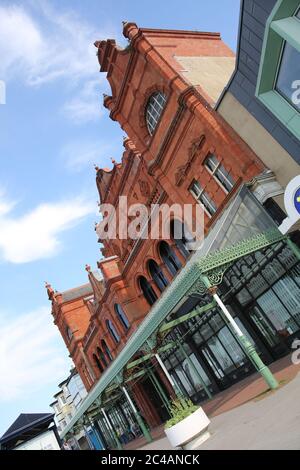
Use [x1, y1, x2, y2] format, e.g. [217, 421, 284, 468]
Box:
[164, 407, 210, 450]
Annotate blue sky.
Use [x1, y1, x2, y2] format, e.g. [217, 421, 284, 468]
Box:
[0, 0, 240, 436]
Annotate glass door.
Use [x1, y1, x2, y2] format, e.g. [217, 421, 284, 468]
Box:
[191, 308, 256, 389]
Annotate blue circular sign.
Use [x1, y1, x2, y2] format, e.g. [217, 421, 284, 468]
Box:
[294, 187, 300, 215]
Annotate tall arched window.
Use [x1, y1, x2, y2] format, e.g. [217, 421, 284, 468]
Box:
[106, 319, 120, 344]
[145, 91, 167, 135]
[114, 304, 130, 331]
[101, 339, 113, 362]
[171, 220, 194, 259]
[97, 347, 108, 368]
[93, 353, 104, 373]
[66, 326, 73, 342]
[139, 276, 158, 306]
[159, 241, 182, 277]
[148, 259, 169, 292]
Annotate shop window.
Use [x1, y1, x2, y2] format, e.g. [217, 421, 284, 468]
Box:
[263, 198, 286, 226]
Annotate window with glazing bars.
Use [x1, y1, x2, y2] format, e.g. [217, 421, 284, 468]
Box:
[204, 153, 235, 192]
[190, 180, 217, 216]
[146, 92, 167, 135]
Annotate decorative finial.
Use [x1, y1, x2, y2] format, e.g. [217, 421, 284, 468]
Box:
[45, 282, 55, 300]
[110, 157, 116, 165]
[85, 264, 91, 272]
[94, 164, 100, 172]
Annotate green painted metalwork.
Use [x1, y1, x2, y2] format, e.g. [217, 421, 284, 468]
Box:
[60, 228, 286, 438]
[122, 386, 152, 443]
[202, 275, 279, 390]
[126, 369, 148, 384]
[159, 300, 216, 333]
[147, 367, 171, 412]
[286, 238, 300, 261]
[126, 342, 176, 370]
[101, 407, 123, 450]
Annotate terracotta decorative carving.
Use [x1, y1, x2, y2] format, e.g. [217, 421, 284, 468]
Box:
[175, 135, 206, 187]
[138, 179, 151, 198]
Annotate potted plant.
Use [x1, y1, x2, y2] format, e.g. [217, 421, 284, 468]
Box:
[164, 397, 210, 450]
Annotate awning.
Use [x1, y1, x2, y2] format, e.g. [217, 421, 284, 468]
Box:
[61, 186, 285, 438]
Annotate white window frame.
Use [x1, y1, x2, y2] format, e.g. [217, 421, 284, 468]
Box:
[146, 92, 167, 136]
[189, 180, 217, 218]
[204, 154, 235, 194]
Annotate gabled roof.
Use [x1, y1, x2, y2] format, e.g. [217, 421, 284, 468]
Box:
[61, 283, 93, 302]
[0, 413, 54, 447]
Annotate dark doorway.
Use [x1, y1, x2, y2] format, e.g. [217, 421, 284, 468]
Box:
[140, 374, 171, 423]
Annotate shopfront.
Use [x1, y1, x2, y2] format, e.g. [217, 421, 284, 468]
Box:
[160, 239, 300, 399]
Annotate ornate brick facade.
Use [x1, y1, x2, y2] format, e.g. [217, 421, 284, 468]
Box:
[48, 24, 267, 425]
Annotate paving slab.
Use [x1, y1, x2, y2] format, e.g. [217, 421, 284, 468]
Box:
[140, 364, 300, 450]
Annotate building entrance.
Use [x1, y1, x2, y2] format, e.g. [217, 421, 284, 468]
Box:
[140, 374, 171, 423]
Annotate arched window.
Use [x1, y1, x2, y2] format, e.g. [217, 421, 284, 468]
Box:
[66, 327, 73, 342]
[114, 304, 130, 331]
[106, 319, 120, 344]
[139, 276, 158, 306]
[93, 353, 104, 373]
[171, 220, 194, 259]
[101, 339, 113, 362]
[148, 259, 169, 292]
[97, 347, 108, 368]
[145, 91, 167, 135]
[159, 241, 182, 277]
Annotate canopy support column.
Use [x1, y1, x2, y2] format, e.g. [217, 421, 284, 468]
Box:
[203, 276, 279, 390]
[101, 408, 123, 450]
[122, 386, 152, 443]
[155, 353, 182, 398]
[147, 366, 171, 412]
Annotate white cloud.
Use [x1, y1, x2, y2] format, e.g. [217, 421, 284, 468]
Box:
[0, 2, 122, 123]
[62, 79, 103, 124]
[0, 2, 110, 86]
[0, 193, 94, 264]
[61, 139, 115, 172]
[0, 306, 71, 402]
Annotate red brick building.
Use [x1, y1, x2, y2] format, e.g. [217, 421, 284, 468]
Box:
[47, 24, 300, 444]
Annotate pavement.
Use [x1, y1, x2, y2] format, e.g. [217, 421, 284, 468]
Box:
[141, 373, 300, 450]
[135, 354, 300, 451]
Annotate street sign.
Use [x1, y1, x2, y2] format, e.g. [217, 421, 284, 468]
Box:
[279, 175, 300, 235]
